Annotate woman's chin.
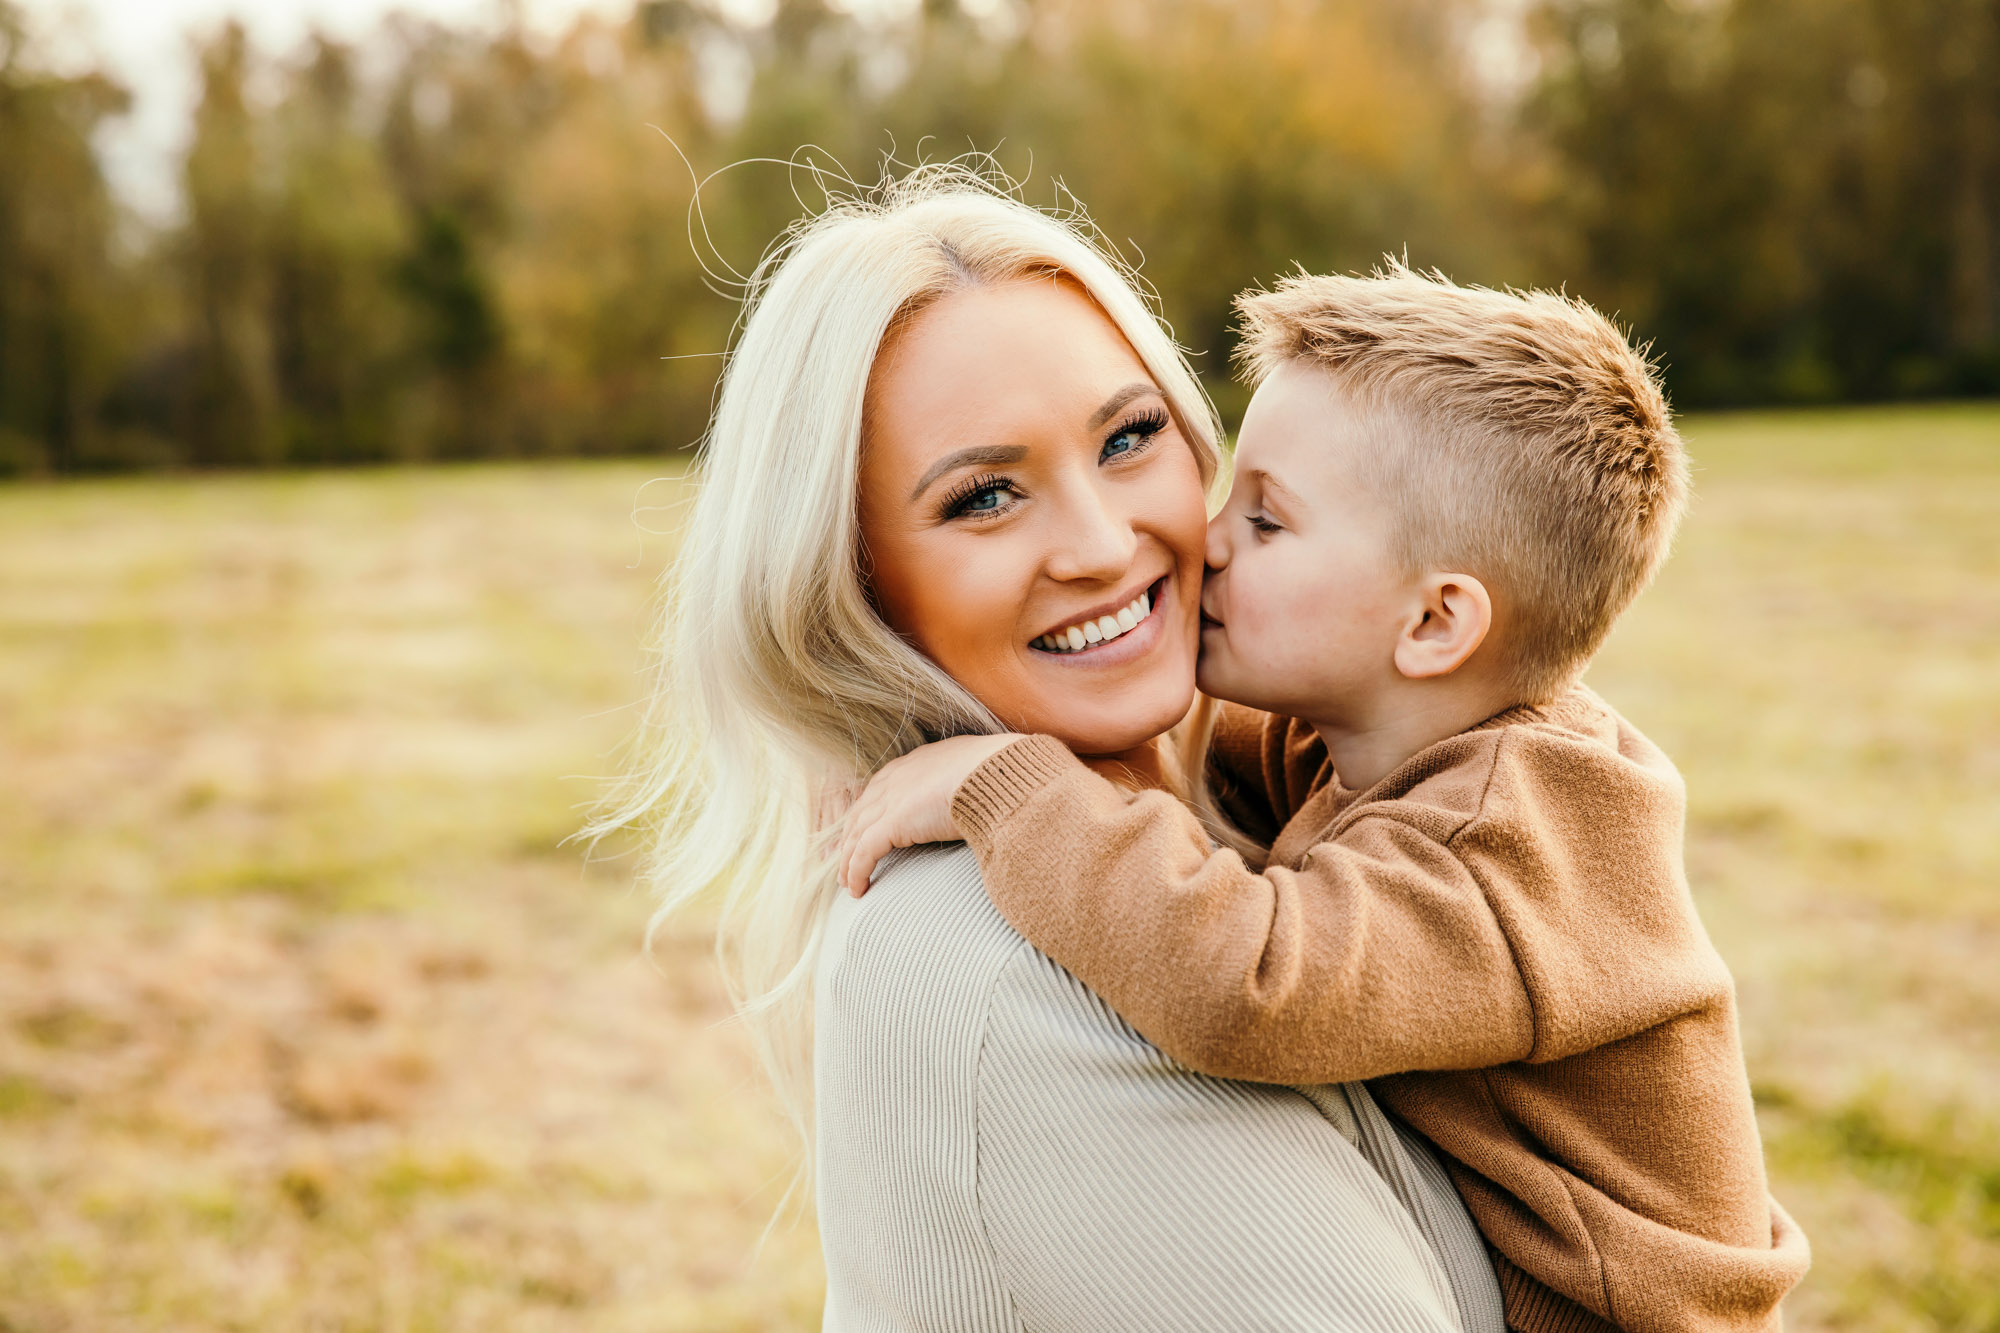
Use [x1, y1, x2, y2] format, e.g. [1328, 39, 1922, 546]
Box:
[1034, 681, 1196, 759]
[1018, 631, 1202, 755]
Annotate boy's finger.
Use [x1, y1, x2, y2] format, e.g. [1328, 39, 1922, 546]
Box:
[844, 787, 885, 832]
[842, 820, 878, 897]
[832, 798, 866, 852]
[840, 824, 867, 896]
[834, 834, 856, 892]
[847, 823, 897, 898]
[843, 834, 866, 897]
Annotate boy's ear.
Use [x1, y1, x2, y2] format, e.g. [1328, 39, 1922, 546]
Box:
[1393, 573, 1493, 681]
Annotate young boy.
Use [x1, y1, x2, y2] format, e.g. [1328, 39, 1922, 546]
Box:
[836, 265, 1809, 1333]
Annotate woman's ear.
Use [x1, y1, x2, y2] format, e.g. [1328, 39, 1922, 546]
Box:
[1393, 573, 1492, 680]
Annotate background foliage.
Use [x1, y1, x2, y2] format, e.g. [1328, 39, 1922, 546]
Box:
[2, 0, 1997, 473]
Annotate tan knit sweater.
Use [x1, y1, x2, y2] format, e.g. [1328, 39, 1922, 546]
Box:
[950, 686, 1809, 1333]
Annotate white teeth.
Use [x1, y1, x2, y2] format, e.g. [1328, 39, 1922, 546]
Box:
[1034, 585, 1160, 654]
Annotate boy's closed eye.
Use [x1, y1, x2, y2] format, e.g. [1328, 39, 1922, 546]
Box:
[1243, 468, 1307, 536]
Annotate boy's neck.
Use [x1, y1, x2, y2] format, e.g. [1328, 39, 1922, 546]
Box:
[1310, 679, 1525, 794]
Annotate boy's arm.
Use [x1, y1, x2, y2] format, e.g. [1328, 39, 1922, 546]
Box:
[954, 736, 1537, 1085]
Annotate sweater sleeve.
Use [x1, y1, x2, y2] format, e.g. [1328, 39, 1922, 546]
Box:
[952, 735, 1538, 1085]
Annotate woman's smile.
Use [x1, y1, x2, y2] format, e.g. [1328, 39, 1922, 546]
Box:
[1028, 574, 1169, 664]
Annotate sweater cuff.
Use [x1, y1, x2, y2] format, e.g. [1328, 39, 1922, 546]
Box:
[951, 734, 1081, 856]
[1492, 1250, 1620, 1333]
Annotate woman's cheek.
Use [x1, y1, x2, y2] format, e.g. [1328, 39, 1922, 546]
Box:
[922, 542, 1032, 682]
[1160, 447, 1210, 551]
[1137, 455, 1210, 606]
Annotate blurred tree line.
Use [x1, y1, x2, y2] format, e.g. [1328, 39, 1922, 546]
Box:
[0, 0, 1995, 472]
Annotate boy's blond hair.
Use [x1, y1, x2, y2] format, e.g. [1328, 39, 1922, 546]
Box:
[1234, 261, 1689, 701]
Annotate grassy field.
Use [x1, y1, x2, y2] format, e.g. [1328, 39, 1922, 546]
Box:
[0, 403, 1996, 1331]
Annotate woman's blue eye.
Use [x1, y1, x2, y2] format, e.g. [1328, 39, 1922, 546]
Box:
[1100, 408, 1168, 462]
[940, 471, 1016, 519]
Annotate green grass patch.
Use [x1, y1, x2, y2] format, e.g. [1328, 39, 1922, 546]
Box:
[0, 1073, 61, 1120]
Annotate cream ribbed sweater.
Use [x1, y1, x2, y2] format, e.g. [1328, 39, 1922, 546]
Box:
[814, 843, 1507, 1332]
[949, 687, 1809, 1333]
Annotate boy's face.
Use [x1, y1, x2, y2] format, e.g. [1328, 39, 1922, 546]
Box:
[1198, 363, 1415, 726]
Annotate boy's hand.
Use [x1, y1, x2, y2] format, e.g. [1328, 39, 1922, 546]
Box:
[837, 734, 1025, 897]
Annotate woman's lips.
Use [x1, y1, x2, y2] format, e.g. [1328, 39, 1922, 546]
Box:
[1028, 576, 1170, 666]
[1031, 579, 1158, 653]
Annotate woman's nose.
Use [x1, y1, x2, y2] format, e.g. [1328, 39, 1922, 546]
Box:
[1046, 487, 1139, 583]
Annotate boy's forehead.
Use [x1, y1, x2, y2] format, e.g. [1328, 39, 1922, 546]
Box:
[1240, 362, 1362, 495]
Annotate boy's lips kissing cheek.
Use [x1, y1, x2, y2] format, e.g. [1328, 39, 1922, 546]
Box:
[1198, 580, 1228, 635]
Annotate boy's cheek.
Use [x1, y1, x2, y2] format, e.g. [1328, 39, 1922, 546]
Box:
[1194, 635, 1222, 693]
[1193, 620, 1232, 694]
[1195, 620, 1272, 708]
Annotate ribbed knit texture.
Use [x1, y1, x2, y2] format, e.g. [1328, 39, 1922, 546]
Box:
[814, 843, 1507, 1333]
[1495, 1253, 1620, 1333]
[949, 688, 1811, 1333]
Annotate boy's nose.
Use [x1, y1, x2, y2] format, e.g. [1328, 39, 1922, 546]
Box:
[1204, 510, 1233, 572]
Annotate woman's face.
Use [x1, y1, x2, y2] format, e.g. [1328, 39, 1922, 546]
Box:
[857, 277, 1209, 757]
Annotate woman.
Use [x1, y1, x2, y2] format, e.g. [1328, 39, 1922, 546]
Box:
[603, 167, 1506, 1332]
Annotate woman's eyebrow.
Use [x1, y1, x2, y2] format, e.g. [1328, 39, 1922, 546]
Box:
[908, 444, 1029, 503]
[1086, 382, 1160, 430]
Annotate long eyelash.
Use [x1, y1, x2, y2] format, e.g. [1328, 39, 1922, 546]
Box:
[938, 471, 1015, 519]
[1106, 406, 1171, 449]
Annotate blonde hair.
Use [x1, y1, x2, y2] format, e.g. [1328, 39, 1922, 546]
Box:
[592, 165, 1225, 1172]
[1233, 260, 1690, 700]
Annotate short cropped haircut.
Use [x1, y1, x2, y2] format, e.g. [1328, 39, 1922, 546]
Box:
[1234, 261, 1689, 701]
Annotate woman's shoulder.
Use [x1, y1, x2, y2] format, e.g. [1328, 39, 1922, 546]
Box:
[815, 841, 1184, 1145]
[817, 843, 1029, 1043]
[815, 842, 1055, 1134]
[816, 844, 1157, 1072]
[814, 845, 1031, 1329]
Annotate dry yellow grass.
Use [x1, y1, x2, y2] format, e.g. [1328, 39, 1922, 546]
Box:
[0, 463, 822, 1331]
[1582, 404, 2000, 1332]
[0, 403, 1995, 1330]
